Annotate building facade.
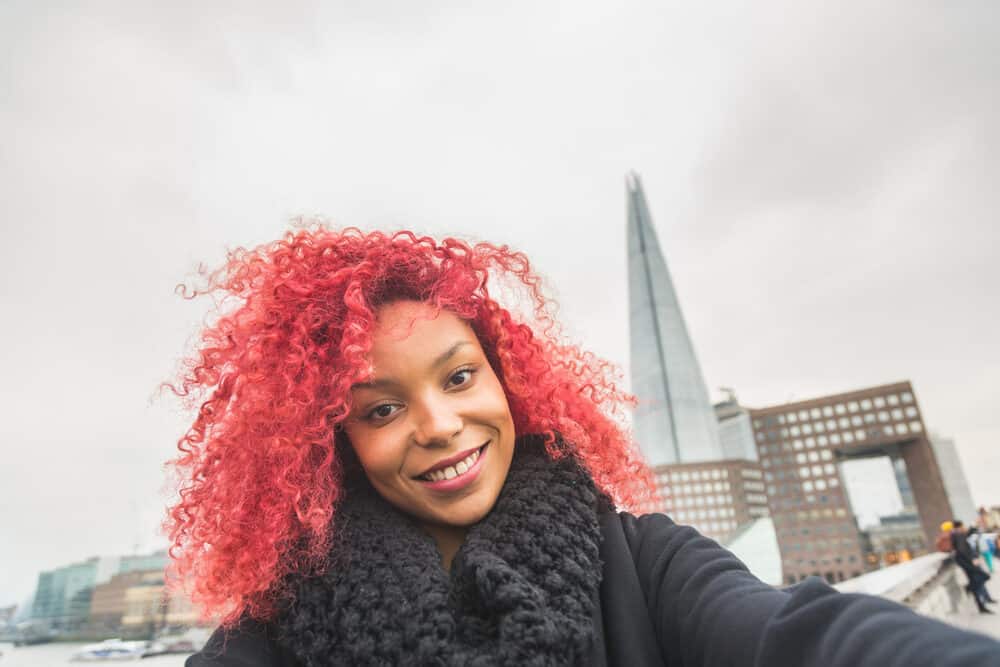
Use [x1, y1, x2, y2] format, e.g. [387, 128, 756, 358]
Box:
[647, 458, 770, 543]
[715, 392, 759, 462]
[750, 381, 954, 584]
[929, 433, 977, 524]
[627, 172, 723, 466]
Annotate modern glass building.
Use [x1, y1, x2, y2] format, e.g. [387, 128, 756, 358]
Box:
[929, 432, 977, 524]
[627, 172, 723, 466]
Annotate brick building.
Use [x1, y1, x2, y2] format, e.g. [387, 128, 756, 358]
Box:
[749, 381, 953, 584]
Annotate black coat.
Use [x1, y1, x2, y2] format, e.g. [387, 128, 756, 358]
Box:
[190, 510, 1000, 666]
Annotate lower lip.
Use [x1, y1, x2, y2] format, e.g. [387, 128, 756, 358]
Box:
[417, 443, 489, 493]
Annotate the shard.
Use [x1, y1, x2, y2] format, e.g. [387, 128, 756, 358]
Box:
[627, 172, 724, 465]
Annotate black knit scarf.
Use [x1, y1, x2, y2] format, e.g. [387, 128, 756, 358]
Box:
[274, 435, 606, 666]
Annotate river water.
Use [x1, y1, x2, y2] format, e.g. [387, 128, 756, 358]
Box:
[0, 643, 190, 667]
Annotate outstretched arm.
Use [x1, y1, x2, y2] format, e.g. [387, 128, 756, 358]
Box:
[620, 512, 1000, 666]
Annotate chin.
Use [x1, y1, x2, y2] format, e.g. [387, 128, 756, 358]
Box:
[427, 490, 499, 528]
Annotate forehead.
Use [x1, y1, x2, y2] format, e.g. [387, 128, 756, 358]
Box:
[370, 302, 477, 357]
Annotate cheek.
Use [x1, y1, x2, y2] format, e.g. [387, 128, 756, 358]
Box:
[345, 425, 401, 477]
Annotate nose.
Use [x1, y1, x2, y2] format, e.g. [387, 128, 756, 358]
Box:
[411, 395, 463, 447]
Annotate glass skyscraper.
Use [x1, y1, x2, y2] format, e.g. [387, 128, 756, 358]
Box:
[627, 172, 724, 466]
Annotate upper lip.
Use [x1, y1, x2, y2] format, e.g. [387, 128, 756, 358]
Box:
[415, 442, 487, 478]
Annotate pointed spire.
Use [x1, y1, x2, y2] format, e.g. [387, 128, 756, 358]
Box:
[627, 172, 723, 465]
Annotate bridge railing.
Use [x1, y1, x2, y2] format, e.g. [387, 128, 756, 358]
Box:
[834, 553, 978, 621]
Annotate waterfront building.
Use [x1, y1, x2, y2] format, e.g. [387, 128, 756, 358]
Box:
[750, 381, 953, 585]
[626, 171, 723, 466]
[29, 557, 117, 631]
[928, 432, 977, 524]
[89, 570, 162, 634]
[861, 512, 928, 569]
[644, 458, 770, 543]
[714, 390, 758, 462]
[28, 549, 170, 632]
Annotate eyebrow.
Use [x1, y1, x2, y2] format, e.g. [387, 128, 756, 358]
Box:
[351, 340, 473, 391]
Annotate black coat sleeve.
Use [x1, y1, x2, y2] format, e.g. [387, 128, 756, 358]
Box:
[185, 619, 301, 667]
[622, 512, 1000, 667]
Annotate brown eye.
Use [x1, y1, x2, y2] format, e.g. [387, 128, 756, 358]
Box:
[447, 368, 474, 388]
[367, 404, 400, 421]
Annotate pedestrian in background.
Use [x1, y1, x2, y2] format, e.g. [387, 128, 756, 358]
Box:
[953, 521, 995, 612]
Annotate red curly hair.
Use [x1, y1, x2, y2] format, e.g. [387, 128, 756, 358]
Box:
[166, 225, 654, 623]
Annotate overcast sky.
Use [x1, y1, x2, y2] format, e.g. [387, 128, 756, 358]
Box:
[2, 1, 997, 607]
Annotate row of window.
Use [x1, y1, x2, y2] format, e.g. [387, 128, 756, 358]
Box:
[657, 468, 731, 484]
[758, 411, 922, 444]
[754, 392, 915, 429]
[779, 522, 856, 538]
[761, 420, 924, 453]
[776, 507, 850, 522]
[784, 538, 857, 551]
[661, 481, 732, 496]
[667, 494, 734, 509]
[673, 508, 736, 522]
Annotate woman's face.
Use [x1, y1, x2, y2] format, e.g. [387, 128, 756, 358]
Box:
[344, 301, 516, 530]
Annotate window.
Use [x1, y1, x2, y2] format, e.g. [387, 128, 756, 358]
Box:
[812, 465, 823, 476]
[811, 408, 822, 419]
[848, 401, 859, 412]
[808, 451, 819, 462]
[787, 412, 798, 423]
[790, 425, 801, 436]
[838, 417, 850, 429]
[822, 406, 834, 417]
[818, 435, 828, 446]
[821, 450, 832, 461]
[883, 425, 895, 436]
[874, 396, 886, 408]
[793, 439, 803, 450]
[800, 467, 811, 478]
[824, 464, 836, 475]
[803, 481, 814, 492]
[891, 408, 903, 420]
[842, 432, 853, 443]
[815, 479, 827, 490]
[851, 415, 862, 426]
[860, 399, 872, 410]
[797, 453, 807, 463]
[799, 410, 809, 421]
[830, 434, 841, 445]
[887, 394, 899, 406]
[802, 423, 813, 435]
[910, 421, 923, 432]
[905, 406, 918, 418]
[826, 419, 836, 430]
[806, 437, 816, 448]
[901, 392, 913, 403]
[864, 413, 876, 424]
[814, 421, 825, 433]
[835, 403, 846, 415]
[878, 411, 889, 422]
[895, 423, 908, 435]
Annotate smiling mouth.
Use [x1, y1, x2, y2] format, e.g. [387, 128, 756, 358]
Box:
[416, 443, 488, 482]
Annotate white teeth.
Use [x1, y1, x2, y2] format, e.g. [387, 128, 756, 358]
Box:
[422, 447, 483, 483]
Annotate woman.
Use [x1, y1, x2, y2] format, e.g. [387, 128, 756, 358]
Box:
[172, 227, 1000, 666]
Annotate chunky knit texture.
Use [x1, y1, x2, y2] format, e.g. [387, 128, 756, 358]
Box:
[274, 435, 607, 666]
